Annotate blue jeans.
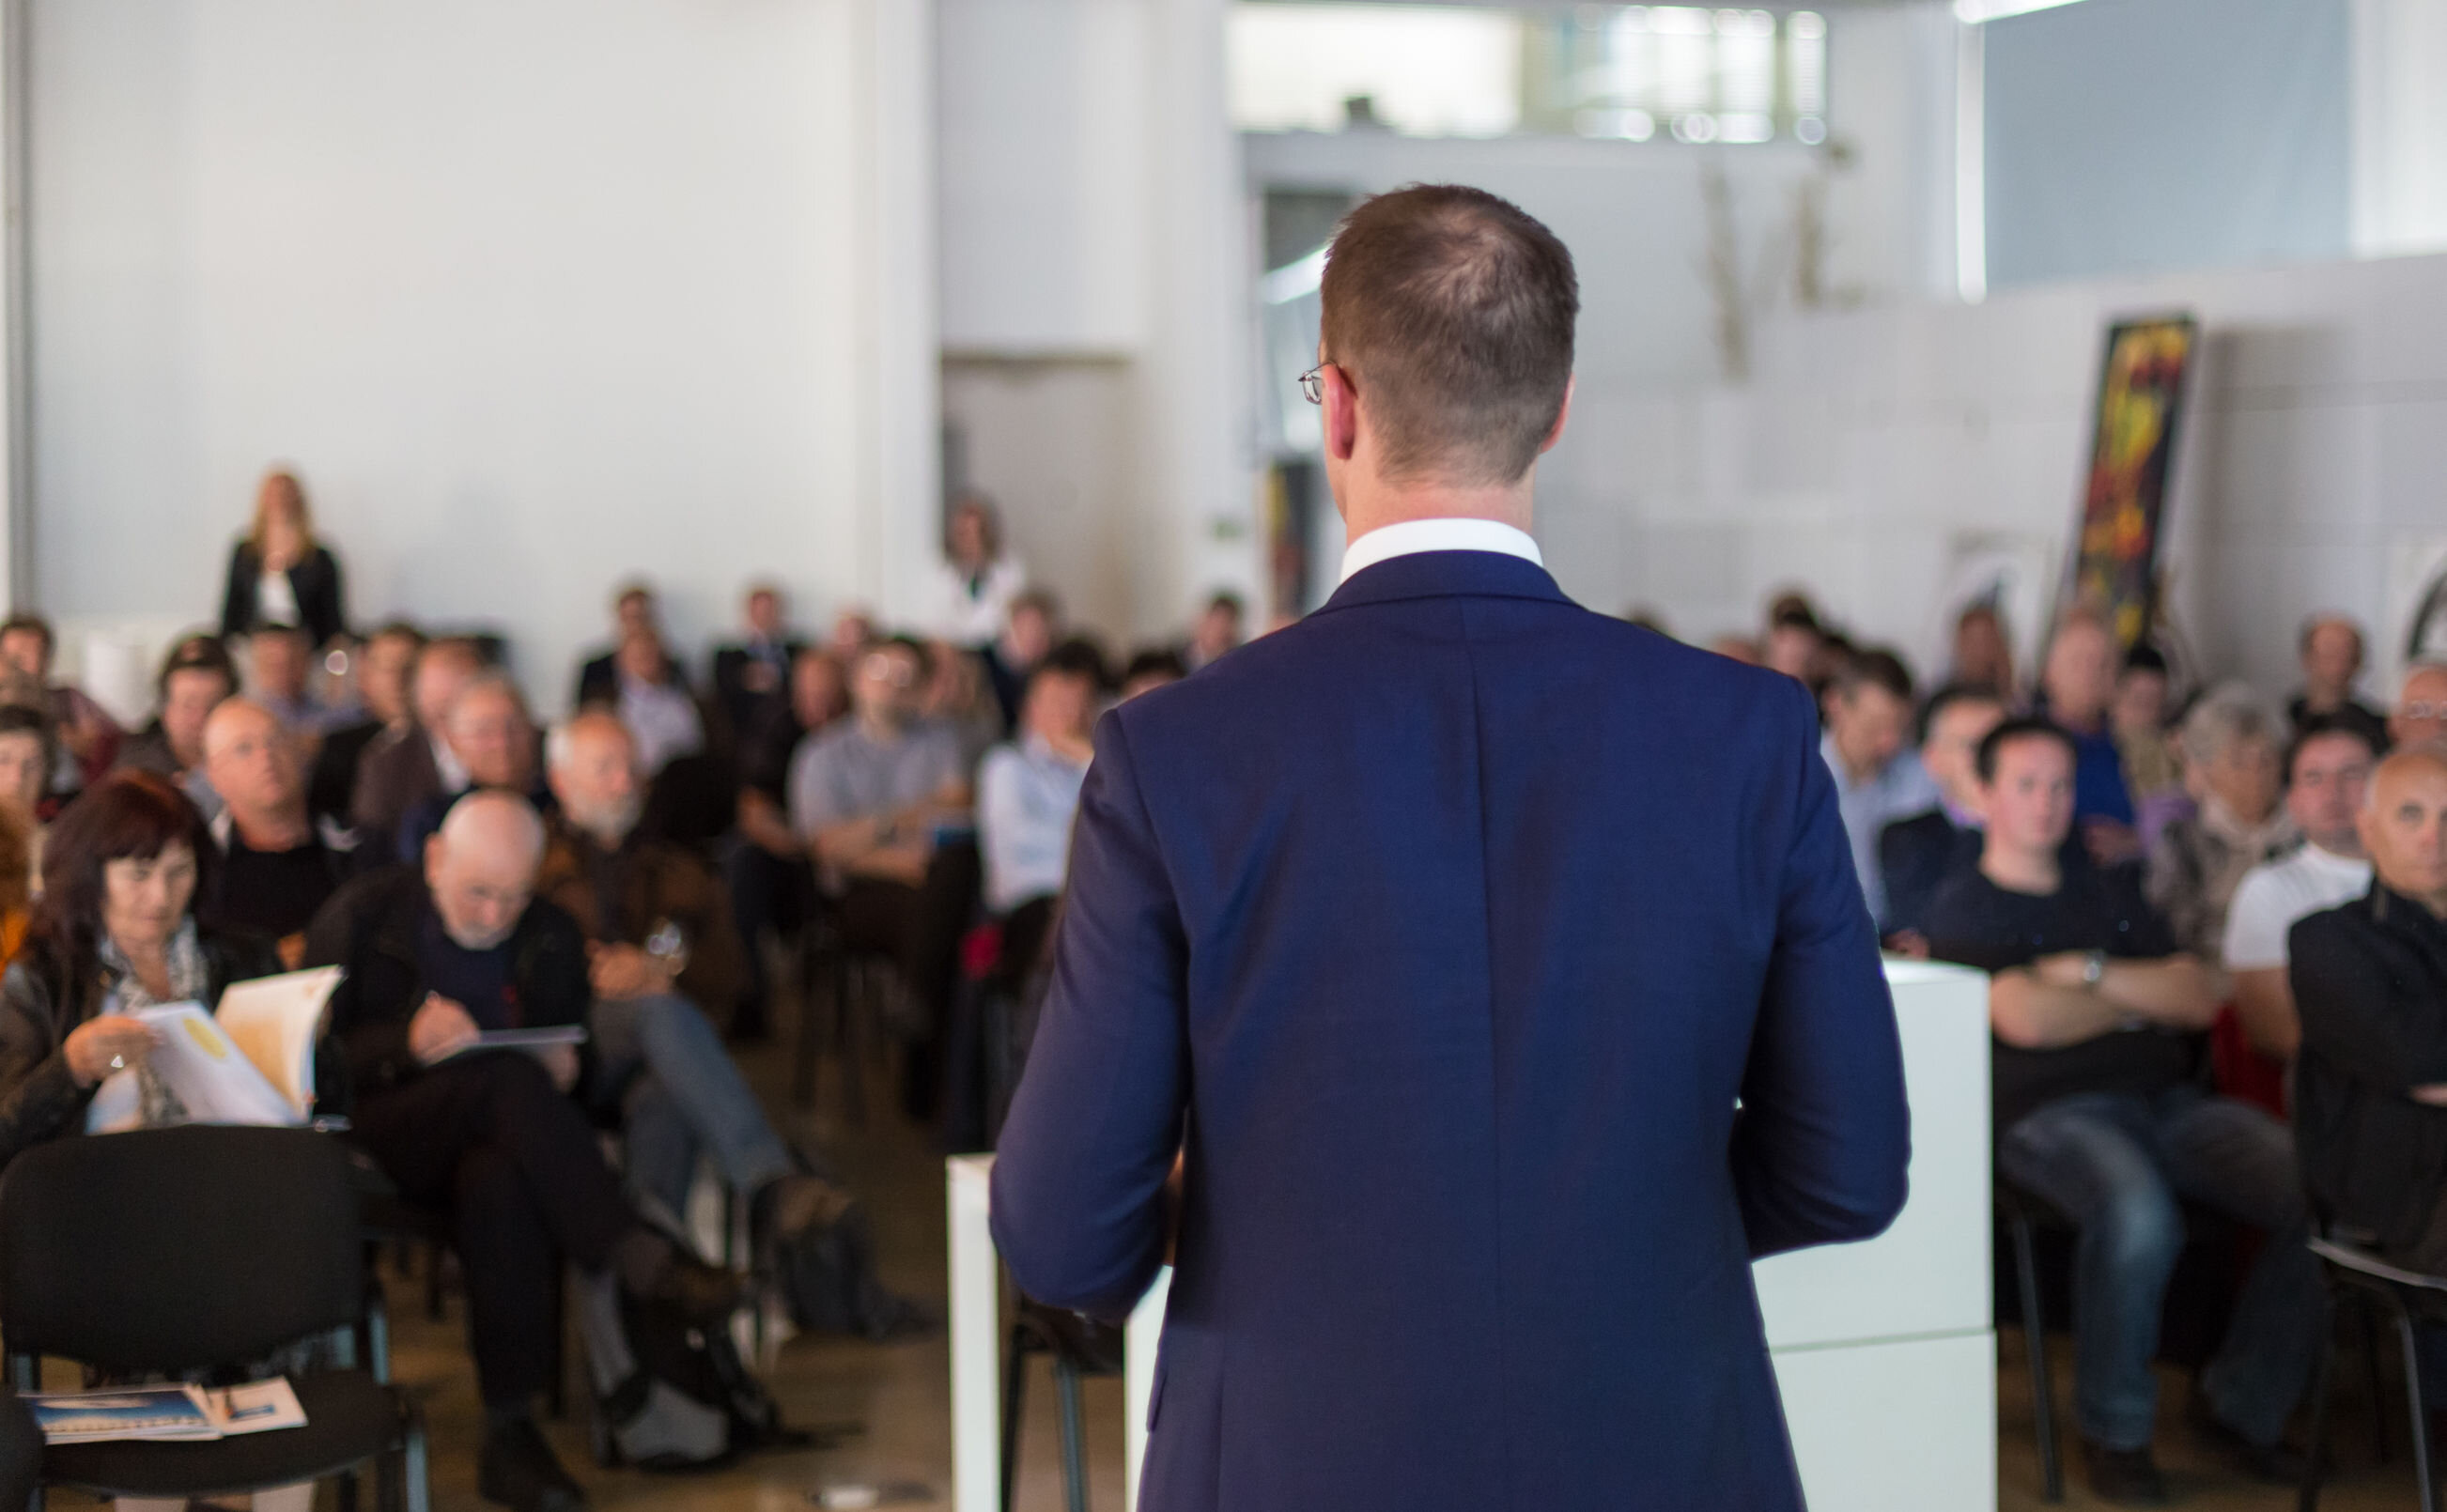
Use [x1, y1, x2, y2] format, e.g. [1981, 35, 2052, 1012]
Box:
[590, 994, 795, 1225]
[2000, 1086, 2326, 1451]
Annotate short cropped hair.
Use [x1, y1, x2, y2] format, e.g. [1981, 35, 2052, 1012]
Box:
[2285, 715, 2379, 780]
[1975, 716, 2077, 784]
[1320, 185, 1578, 486]
[1831, 647, 1913, 704]
[1916, 681, 2006, 748]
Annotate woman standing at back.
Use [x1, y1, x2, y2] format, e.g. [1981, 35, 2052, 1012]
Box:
[219, 468, 348, 649]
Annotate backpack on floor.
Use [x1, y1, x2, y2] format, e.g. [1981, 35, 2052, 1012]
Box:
[576, 1272, 797, 1472]
[771, 1178, 935, 1341]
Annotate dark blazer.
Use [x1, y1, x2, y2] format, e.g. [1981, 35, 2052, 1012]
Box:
[990, 549, 1911, 1512]
[0, 927, 284, 1170]
[219, 541, 347, 646]
[348, 726, 442, 865]
[302, 864, 591, 1099]
[711, 638, 806, 736]
[1879, 807, 1979, 937]
[2291, 884, 2447, 1257]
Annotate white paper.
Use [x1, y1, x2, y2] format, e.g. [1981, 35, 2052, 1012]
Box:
[129, 1004, 300, 1127]
[207, 1378, 306, 1436]
[213, 966, 343, 1119]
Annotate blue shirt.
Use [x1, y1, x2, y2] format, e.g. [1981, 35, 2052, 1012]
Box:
[1820, 732, 1939, 930]
[417, 905, 519, 1030]
[977, 733, 1091, 913]
[2067, 724, 2135, 825]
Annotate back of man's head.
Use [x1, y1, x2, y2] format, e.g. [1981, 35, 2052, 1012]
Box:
[1320, 185, 1578, 487]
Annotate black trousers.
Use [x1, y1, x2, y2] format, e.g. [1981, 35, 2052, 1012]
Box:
[722, 840, 815, 1037]
[352, 1053, 631, 1409]
[837, 841, 980, 1120]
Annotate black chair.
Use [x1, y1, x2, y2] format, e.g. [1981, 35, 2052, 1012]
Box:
[1998, 1181, 2069, 1503]
[2300, 1230, 2447, 1512]
[1001, 1298, 1123, 1512]
[793, 903, 894, 1119]
[0, 1125, 430, 1512]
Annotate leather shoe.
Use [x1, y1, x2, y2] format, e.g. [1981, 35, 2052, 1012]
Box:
[2081, 1439, 2170, 1506]
[639, 1251, 754, 1326]
[478, 1416, 585, 1512]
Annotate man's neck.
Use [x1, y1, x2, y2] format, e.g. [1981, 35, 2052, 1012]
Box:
[1337, 471, 1535, 546]
[1834, 736, 1885, 785]
[1980, 839, 2062, 896]
[2054, 706, 2106, 737]
[233, 804, 312, 852]
[2301, 686, 2347, 713]
[2305, 836, 2367, 864]
[858, 711, 906, 744]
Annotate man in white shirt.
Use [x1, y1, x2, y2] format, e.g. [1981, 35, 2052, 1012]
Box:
[1819, 647, 1939, 929]
[2222, 718, 2380, 1061]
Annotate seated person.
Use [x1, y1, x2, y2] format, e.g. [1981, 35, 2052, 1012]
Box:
[981, 589, 1059, 732]
[1117, 647, 1186, 702]
[2287, 614, 2390, 752]
[246, 622, 359, 737]
[574, 582, 677, 710]
[600, 626, 705, 779]
[977, 640, 1104, 974]
[0, 771, 282, 1167]
[2145, 685, 2299, 962]
[2291, 745, 2447, 1274]
[536, 710, 833, 1245]
[312, 621, 424, 824]
[922, 639, 1003, 772]
[118, 635, 238, 823]
[789, 636, 979, 1120]
[1923, 717, 2321, 1500]
[725, 648, 846, 1041]
[2039, 611, 2142, 867]
[0, 614, 118, 791]
[196, 699, 364, 961]
[2397, 661, 2447, 750]
[302, 793, 743, 1512]
[351, 636, 484, 862]
[396, 671, 545, 860]
[1180, 590, 1245, 673]
[1877, 682, 2006, 945]
[0, 704, 54, 891]
[2114, 644, 2187, 849]
[2222, 718, 2377, 1062]
[1818, 648, 1936, 931]
[711, 583, 804, 739]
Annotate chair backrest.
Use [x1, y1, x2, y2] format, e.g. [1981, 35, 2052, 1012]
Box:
[0, 1125, 364, 1374]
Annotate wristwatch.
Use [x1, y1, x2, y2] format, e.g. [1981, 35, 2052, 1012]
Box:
[2081, 949, 2108, 989]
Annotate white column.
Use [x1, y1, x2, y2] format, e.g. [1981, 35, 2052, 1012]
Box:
[0, 0, 28, 608]
[857, 0, 942, 625]
[945, 1155, 1000, 1512]
[2351, 0, 2447, 258]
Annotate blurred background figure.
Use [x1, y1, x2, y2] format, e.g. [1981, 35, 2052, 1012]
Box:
[219, 468, 347, 648]
[2287, 613, 2388, 749]
[1947, 603, 2016, 697]
[926, 492, 1028, 649]
[0, 615, 117, 793]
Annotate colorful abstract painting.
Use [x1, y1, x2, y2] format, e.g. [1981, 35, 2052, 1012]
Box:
[2068, 316, 2197, 650]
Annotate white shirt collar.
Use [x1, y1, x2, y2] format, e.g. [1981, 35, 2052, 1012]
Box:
[1338, 518, 1544, 587]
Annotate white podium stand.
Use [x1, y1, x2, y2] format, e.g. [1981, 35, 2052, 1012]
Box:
[949, 957, 1993, 1511]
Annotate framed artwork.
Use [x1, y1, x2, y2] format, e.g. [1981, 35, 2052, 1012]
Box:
[2065, 315, 2198, 650]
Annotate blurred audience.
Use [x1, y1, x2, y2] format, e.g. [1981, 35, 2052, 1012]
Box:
[1878, 683, 2007, 944]
[312, 621, 423, 825]
[977, 640, 1104, 975]
[351, 636, 485, 861]
[2039, 611, 2141, 867]
[247, 622, 357, 737]
[575, 582, 672, 710]
[1947, 602, 2016, 696]
[396, 671, 542, 860]
[983, 589, 1061, 730]
[2222, 718, 2377, 1062]
[196, 698, 363, 959]
[1820, 648, 1936, 931]
[2112, 643, 2183, 829]
[711, 583, 804, 739]
[2396, 661, 2447, 750]
[220, 469, 347, 648]
[1182, 592, 1247, 673]
[119, 635, 238, 823]
[605, 627, 705, 779]
[0, 706, 53, 900]
[2287, 614, 2389, 750]
[1118, 648, 1187, 702]
[2145, 685, 2297, 963]
[1763, 595, 1823, 686]
[0, 614, 118, 790]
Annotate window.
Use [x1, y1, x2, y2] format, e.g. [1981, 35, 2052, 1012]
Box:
[1230, 2, 1828, 145]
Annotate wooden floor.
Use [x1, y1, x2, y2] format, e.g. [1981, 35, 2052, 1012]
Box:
[48, 1013, 2447, 1509]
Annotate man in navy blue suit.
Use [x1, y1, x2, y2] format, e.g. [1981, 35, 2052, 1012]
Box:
[991, 185, 1911, 1511]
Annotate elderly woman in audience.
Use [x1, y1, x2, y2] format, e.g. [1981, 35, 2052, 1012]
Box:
[0, 614, 119, 789]
[0, 770, 280, 1168]
[2145, 684, 2300, 963]
[119, 634, 239, 822]
[219, 468, 348, 649]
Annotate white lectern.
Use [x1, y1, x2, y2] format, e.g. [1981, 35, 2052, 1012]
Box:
[948, 957, 1994, 1511]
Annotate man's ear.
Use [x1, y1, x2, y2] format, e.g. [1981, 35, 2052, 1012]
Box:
[1538, 375, 1577, 455]
[1324, 363, 1361, 462]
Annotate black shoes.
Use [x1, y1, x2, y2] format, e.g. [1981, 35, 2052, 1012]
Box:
[479, 1416, 586, 1512]
[641, 1249, 756, 1325]
[2081, 1439, 2170, 1505]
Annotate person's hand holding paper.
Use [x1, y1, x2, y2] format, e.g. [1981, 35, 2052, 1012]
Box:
[64, 1017, 162, 1088]
[409, 994, 482, 1064]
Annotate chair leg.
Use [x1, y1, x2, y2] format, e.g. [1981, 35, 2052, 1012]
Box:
[2397, 1299, 2438, 1512]
[2009, 1209, 2063, 1503]
[404, 1405, 433, 1512]
[1001, 1330, 1030, 1512]
[2363, 1294, 2392, 1465]
[837, 954, 867, 1129]
[2300, 1298, 2336, 1512]
[1056, 1356, 1089, 1512]
[793, 933, 824, 1108]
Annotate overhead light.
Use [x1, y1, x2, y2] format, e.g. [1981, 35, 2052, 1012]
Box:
[1954, 0, 2090, 22]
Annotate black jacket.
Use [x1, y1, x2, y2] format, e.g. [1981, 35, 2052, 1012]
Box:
[302, 864, 591, 1099]
[220, 541, 347, 647]
[711, 639, 805, 738]
[0, 927, 283, 1171]
[2291, 884, 2447, 1255]
[1878, 808, 1978, 938]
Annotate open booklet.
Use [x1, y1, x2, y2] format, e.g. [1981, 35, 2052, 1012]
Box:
[125, 965, 345, 1127]
[28, 1378, 307, 1444]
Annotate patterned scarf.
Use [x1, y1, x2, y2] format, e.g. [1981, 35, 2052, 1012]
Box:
[98, 918, 209, 1128]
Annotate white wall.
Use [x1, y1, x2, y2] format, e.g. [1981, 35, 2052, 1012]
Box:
[27, 0, 937, 717]
[1537, 248, 2447, 708]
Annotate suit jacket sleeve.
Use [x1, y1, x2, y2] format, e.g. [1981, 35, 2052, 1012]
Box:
[220, 542, 256, 640]
[1732, 682, 1913, 1259]
[2291, 912, 2447, 1091]
[989, 710, 1188, 1319]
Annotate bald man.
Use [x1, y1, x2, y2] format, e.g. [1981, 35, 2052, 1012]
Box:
[196, 697, 364, 955]
[395, 671, 545, 862]
[2395, 662, 2447, 752]
[350, 636, 486, 861]
[2292, 742, 2447, 1273]
[305, 792, 745, 1512]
